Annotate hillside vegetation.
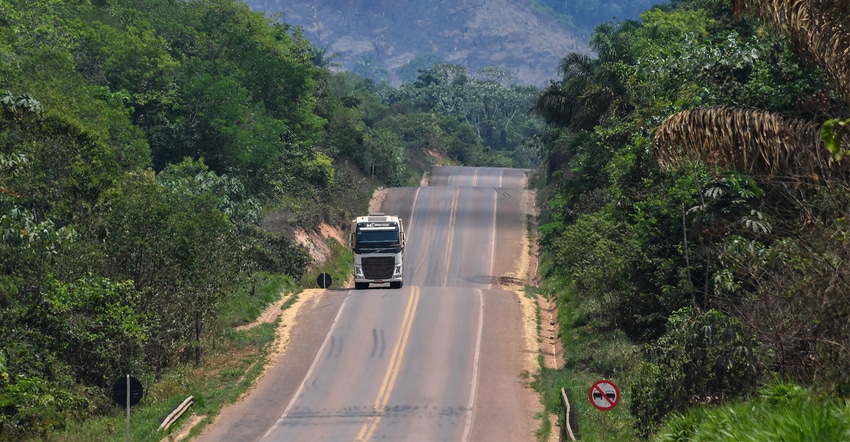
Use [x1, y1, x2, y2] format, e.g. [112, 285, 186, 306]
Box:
[530, 0, 850, 439]
[2, 0, 850, 440]
[0, 0, 541, 439]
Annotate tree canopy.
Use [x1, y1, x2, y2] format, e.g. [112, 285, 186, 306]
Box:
[0, 0, 543, 438]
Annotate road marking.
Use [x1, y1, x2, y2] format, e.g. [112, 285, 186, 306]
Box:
[261, 293, 352, 440]
[407, 186, 422, 235]
[356, 286, 420, 441]
[489, 186, 497, 290]
[462, 177, 499, 439]
[405, 187, 422, 284]
[442, 188, 460, 287]
[463, 183, 496, 439]
[461, 288, 484, 442]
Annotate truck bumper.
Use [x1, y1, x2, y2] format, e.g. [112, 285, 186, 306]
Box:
[353, 257, 403, 288]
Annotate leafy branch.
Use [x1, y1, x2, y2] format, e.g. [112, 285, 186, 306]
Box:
[822, 117, 850, 160]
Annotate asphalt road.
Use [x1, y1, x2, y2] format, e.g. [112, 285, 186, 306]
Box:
[196, 166, 536, 441]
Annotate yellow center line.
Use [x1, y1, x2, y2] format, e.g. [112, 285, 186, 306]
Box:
[442, 188, 460, 287]
[356, 286, 420, 441]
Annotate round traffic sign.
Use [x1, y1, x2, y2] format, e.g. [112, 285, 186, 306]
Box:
[589, 379, 620, 411]
[317, 272, 333, 288]
[113, 376, 144, 407]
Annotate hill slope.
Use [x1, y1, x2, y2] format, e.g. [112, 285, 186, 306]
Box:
[245, 0, 587, 86]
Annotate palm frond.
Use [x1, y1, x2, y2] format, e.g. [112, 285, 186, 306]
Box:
[530, 85, 577, 127]
[558, 53, 596, 79]
[654, 106, 850, 182]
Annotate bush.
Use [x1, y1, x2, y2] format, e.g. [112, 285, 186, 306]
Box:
[630, 308, 763, 438]
[654, 383, 850, 441]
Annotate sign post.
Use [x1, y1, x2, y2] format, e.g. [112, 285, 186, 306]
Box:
[589, 379, 620, 440]
[317, 272, 333, 289]
[112, 375, 144, 442]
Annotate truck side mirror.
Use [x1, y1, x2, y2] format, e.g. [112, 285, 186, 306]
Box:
[349, 233, 355, 249]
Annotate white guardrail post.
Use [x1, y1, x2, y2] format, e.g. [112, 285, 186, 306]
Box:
[159, 396, 194, 432]
[561, 387, 580, 441]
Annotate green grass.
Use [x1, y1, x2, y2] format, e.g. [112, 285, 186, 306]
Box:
[49, 323, 278, 442]
[654, 384, 850, 441]
[533, 267, 850, 442]
[531, 272, 640, 442]
[215, 271, 298, 327]
[47, 248, 350, 441]
[299, 239, 353, 290]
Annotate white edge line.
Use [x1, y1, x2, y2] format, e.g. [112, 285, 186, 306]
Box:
[489, 181, 498, 291]
[405, 187, 421, 284]
[261, 293, 351, 440]
[462, 288, 485, 442]
[408, 186, 421, 237]
[463, 179, 498, 441]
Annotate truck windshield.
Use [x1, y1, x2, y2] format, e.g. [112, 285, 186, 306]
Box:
[356, 229, 399, 247]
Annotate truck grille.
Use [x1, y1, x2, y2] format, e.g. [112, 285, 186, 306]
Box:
[362, 256, 395, 279]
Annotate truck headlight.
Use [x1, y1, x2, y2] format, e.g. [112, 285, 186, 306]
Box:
[393, 265, 402, 277]
[354, 266, 364, 277]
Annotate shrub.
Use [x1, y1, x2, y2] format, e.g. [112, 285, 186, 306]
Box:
[630, 308, 763, 438]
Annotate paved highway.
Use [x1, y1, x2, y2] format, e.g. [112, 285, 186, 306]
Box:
[197, 166, 537, 441]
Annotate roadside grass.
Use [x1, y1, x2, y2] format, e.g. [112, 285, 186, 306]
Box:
[50, 322, 278, 442]
[525, 285, 543, 349]
[49, 244, 354, 441]
[220, 272, 299, 327]
[655, 383, 850, 441]
[533, 273, 850, 442]
[299, 239, 353, 290]
[532, 273, 640, 442]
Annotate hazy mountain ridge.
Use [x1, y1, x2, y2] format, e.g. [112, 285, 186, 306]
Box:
[246, 0, 588, 86]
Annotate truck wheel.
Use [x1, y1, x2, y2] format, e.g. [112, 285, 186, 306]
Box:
[355, 282, 369, 290]
[390, 281, 403, 289]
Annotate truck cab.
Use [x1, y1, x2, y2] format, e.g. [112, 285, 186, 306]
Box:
[350, 213, 406, 289]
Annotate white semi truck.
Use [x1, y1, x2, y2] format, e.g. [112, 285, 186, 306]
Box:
[350, 213, 406, 289]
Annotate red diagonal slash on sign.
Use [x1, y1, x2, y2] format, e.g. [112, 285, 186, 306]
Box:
[589, 379, 620, 411]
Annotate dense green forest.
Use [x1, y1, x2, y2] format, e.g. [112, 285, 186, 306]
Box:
[531, 0, 850, 439]
[0, 0, 540, 439]
[2, 0, 850, 439]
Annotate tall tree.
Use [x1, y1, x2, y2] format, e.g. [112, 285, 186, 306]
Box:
[531, 21, 636, 132]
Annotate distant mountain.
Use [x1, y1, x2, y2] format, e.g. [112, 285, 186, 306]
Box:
[244, 0, 590, 86]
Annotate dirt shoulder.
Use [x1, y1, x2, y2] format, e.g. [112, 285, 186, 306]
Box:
[493, 181, 562, 442]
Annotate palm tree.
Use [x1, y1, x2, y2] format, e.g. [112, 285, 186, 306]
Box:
[531, 34, 633, 132]
[531, 53, 596, 130]
[310, 44, 341, 69]
[731, 0, 850, 102]
[590, 20, 640, 64]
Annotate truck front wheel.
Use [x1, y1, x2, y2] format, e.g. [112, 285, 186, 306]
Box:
[355, 282, 369, 290]
[390, 281, 403, 289]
